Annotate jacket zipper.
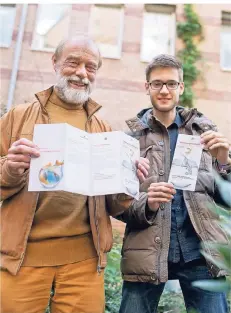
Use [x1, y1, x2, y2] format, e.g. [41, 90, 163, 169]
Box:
[85, 120, 102, 275]
[162, 128, 171, 282]
[156, 125, 171, 282]
[93, 197, 102, 274]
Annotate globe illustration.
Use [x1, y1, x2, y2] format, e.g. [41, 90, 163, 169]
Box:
[39, 161, 63, 188]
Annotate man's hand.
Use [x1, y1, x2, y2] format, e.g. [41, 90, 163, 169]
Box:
[147, 182, 176, 212]
[6, 138, 40, 175]
[136, 157, 150, 183]
[201, 131, 230, 165]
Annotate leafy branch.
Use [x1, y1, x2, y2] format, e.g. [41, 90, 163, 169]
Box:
[177, 4, 203, 108]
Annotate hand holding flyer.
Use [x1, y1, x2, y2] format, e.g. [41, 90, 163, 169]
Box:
[168, 134, 203, 191]
[28, 124, 140, 199]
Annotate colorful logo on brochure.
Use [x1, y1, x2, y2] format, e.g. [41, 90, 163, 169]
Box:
[39, 160, 64, 188]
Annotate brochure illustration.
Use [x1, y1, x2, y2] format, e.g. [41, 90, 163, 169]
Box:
[168, 134, 203, 191]
[39, 160, 64, 188]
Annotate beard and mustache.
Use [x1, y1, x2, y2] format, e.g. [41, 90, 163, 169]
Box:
[55, 70, 95, 105]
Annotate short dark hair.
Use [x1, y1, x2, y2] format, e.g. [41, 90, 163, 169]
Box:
[145, 54, 183, 82]
[54, 35, 102, 69]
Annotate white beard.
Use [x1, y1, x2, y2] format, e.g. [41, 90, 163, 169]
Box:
[55, 71, 94, 105]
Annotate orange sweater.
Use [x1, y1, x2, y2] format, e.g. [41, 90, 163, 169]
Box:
[22, 90, 97, 266]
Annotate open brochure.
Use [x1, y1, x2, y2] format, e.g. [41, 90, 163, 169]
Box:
[28, 123, 140, 199]
[168, 134, 203, 191]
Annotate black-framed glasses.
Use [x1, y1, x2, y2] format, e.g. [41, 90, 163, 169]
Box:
[148, 80, 180, 90]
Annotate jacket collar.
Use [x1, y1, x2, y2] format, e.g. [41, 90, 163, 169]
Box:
[35, 86, 102, 119]
[126, 106, 199, 133]
[172, 111, 183, 128]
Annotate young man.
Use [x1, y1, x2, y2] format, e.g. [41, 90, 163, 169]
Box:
[118, 54, 231, 313]
[0, 35, 149, 313]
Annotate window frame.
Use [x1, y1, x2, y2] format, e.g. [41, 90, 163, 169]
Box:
[0, 4, 16, 48]
[220, 11, 231, 72]
[31, 4, 71, 53]
[140, 5, 176, 63]
[88, 4, 125, 60]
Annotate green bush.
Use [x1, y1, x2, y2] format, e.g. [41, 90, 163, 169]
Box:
[105, 232, 123, 313]
[158, 290, 186, 313]
[177, 4, 203, 108]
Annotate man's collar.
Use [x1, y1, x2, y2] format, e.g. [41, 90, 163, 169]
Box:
[35, 86, 53, 107]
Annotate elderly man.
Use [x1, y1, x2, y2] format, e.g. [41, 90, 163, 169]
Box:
[0, 36, 149, 313]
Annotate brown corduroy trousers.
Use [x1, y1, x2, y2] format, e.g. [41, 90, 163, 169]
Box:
[0, 257, 105, 313]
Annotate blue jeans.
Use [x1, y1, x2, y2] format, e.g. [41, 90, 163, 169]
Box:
[119, 261, 229, 313]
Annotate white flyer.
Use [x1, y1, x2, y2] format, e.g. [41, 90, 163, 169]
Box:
[168, 134, 203, 191]
[28, 124, 140, 199]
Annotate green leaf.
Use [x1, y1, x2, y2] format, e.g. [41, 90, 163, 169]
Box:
[219, 221, 231, 237]
[177, 4, 203, 108]
[192, 280, 230, 292]
[207, 202, 230, 219]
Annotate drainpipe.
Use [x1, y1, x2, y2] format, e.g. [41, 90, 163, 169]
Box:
[6, 4, 28, 112]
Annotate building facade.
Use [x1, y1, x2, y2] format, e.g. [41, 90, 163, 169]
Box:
[1, 3, 231, 234]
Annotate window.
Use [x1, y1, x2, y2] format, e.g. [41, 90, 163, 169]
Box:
[141, 4, 175, 62]
[220, 11, 231, 71]
[0, 4, 16, 47]
[89, 4, 124, 59]
[31, 4, 71, 52]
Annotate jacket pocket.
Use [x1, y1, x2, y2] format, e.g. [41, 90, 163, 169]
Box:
[122, 225, 159, 252]
[198, 193, 220, 220]
[200, 216, 229, 245]
[121, 226, 161, 277]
